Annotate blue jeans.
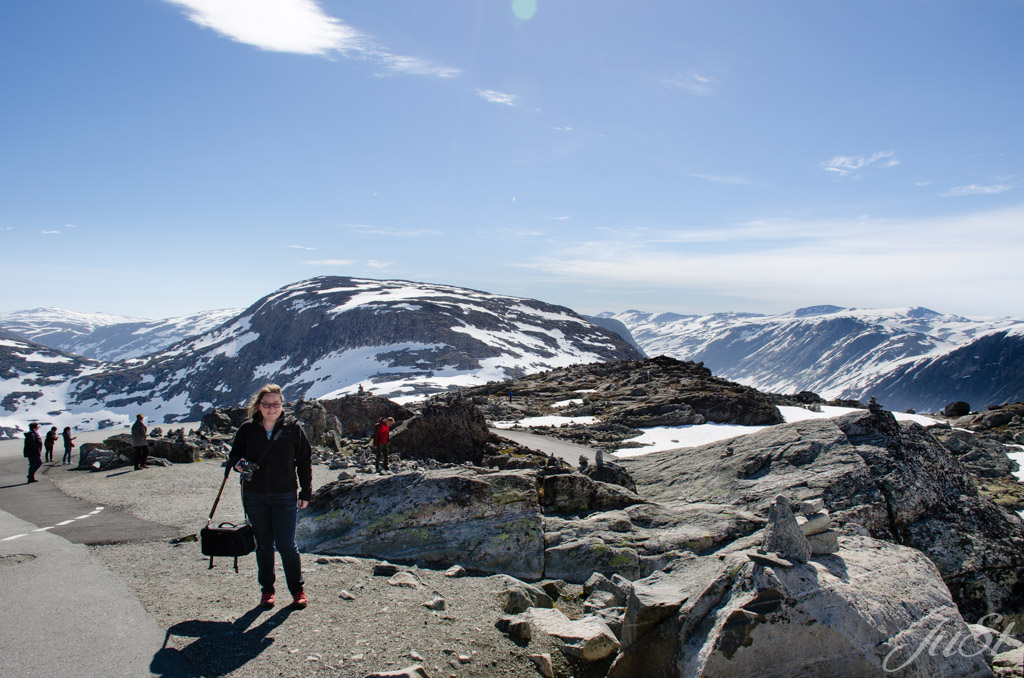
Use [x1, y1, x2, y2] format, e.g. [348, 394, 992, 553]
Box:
[242, 491, 304, 596]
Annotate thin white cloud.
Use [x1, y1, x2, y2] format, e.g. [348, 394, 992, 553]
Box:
[41, 230, 60, 235]
[476, 88, 518, 106]
[166, 0, 458, 77]
[366, 260, 392, 270]
[553, 126, 573, 132]
[286, 244, 316, 250]
[661, 72, 717, 95]
[943, 182, 1013, 197]
[821, 151, 899, 177]
[690, 173, 751, 186]
[304, 259, 353, 266]
[515, 205, 1024, 314]
[345, 224, 443, 237]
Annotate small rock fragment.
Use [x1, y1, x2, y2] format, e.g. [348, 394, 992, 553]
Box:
[529, 653, 555, 678]
[444, 565, 467, 578]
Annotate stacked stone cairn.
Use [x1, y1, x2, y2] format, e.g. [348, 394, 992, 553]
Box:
[755, 494, 838, 565]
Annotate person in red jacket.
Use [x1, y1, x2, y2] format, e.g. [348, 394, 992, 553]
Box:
[373, 417, 395, 474]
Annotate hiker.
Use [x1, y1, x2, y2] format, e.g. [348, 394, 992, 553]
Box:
[61, 426, 76, 465]
[44, 426, 58, 463]
[132, 414, 150, 470]
[373, 417, 394, 474]
[227, 384, 313, 610]
[24, 423, 43, 483]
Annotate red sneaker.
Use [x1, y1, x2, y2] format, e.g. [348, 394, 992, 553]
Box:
[292, 591, 308, 609]
[260, 592, 275, 607]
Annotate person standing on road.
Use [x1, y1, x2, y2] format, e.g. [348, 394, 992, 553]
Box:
[132, 414, 150, 470]
[24, 422, 43, 483]
[61, 426, 76, 465]
[373, 417, 394, 474]
[227, 384, 312, 610]
[44, 426, 58, 463]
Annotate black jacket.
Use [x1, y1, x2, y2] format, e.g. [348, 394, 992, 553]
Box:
[228, 418, 313, 502]
[23, 431, 42, 458]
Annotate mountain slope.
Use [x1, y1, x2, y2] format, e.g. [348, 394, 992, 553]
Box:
[65, 277, 643, 422]
[0, 333, 113, 436]
[604, 307, 1024, 412]
[0, 307, 241, 361]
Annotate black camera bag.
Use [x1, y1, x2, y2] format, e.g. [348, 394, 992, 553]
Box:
[201, 521, 255, 555]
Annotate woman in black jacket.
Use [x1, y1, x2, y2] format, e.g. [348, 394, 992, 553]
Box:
[228, 384, 313, 609]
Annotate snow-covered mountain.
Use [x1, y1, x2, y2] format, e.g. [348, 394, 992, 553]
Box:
[1, 277, 642, 428]
[602, 306, 1024, 412]
[0, 307, 241, 361]
[0, 332, 118, 436]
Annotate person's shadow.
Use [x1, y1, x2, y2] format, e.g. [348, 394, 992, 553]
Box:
[151, 605, 295, 677]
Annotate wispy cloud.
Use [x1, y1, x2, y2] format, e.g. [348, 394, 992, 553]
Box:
[345, 224, 443, 237]
[515, 205, 1024, 314]
[661, 72, 717, 95]
[476, 88, 518, 106]
[690, 173, 751, 186]
[942, 180, 1013, 197]
[304, 259, 352, 266]
[366, 259, 392, 270]
[166, 0, 459, 77]
[553, 126, 573, 132]
[41, 230, 60, 235]
[286, 244, 316, 250]
[821, 151, 899, 177]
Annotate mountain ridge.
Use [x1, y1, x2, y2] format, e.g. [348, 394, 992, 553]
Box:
[603, 306, 1024, 412]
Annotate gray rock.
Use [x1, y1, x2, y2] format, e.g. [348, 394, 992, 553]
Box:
[522, 607, 620, 661]
[298, 468, 545, 580]
[388, 572, 421, 589]
[609, 536, 991, 678]
[806, 529, 840, 555]
[528, 653, 554, 678]
[422, 595, 445, 610]
[759, 498, 811, 563]
[622, 410, 1024, 627]
[492, 575, 554, 614]
[796, 510, 830, 536]
[363, 666, 430, 678]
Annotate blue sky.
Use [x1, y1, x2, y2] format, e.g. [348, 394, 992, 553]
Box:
[2, 0, 1022, 320]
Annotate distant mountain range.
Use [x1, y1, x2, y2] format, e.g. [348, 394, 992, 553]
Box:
[0, 277, 641, 431]
[0, 307, 241, 361]
[600, 306, 1024, 412]
[4, 280, 1023, 434]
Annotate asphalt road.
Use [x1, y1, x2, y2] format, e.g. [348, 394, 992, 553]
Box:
[490, 427, 598, 465]
[0, 431, 192, 678]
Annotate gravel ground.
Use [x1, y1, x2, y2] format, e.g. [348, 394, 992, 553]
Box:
[46, 456, 597, 678]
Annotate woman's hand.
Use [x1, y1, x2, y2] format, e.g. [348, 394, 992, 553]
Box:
[298, 500, 308, 509]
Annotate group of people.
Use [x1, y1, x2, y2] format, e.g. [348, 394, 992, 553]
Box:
[23, 423, 76, 482]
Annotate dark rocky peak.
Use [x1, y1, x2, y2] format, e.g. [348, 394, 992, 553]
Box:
[792, 304, 846, 317]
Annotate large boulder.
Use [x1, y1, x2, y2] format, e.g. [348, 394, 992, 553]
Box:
[102, 433, 201, 463]
[622, 409, 1024, 635]
[609, 537, 992, 678]
[317, 392, 413, 440]
[297, 468, 545, 579]
[388, 396, 493, 464]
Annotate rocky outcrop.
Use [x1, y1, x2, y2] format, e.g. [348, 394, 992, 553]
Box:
[621, 408, 1024, 635]
[608, 537, 992, 678]
[389, 396, 493, 464]
[297, 466, 652, 582]
[318, 392, 413, 439]
[467, 355, 783, 453]
[298, 468, 546, 579]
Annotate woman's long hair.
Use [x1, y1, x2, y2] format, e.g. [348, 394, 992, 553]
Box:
[247, 383, 284, 421]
